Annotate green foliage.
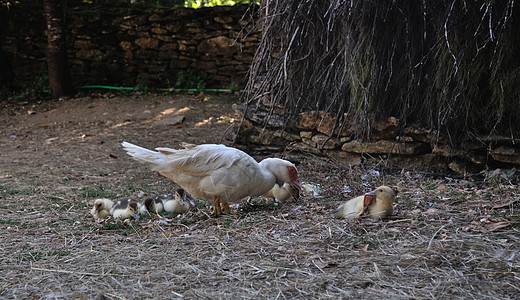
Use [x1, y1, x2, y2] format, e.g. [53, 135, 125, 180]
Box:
[227, 81, 242, 91]
[80, 0, 254, 8]
[175, 69, 207, 89]
[15, 250, 71, 262]
[134, 74, 150, 92]
[77, 184, 117, 198]
[101, 220, 142, 235]
[0, 74, 49, 102]
[0, 186, 35, 196]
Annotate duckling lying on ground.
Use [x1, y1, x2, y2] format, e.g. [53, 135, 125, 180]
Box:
[110, 198, 140, 220]
[163, 188, 194, 213]
[139, 196, 165, 215]
[334, 185, 397, 219]
[263, 182, 300, 202]
[90, 198, 114, 219]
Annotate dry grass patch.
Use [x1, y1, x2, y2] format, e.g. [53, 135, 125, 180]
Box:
[0, 95, 518, 299]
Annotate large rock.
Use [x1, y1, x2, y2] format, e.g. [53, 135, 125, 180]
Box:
[297, 111, 353, 136]
[248, 129, 300, 146]
[491, 146, 520, 165]
[74, 40, 93, 49]
[323, 150, 362, 165]
[135, 37, 159, 49]
[341, 140, 429, 155]
[448, 158, 484, 174]
[404, 126, 446, 144]
[290, 142, 323, 155]
[311, 134, 342, 150]
[371, 117, 398, 140]
[198, 36, 240, 55]
[75, 49, 105, 61]
[433, 144, 486, 166]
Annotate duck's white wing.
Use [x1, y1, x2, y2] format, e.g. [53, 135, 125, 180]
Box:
[155, 144, 255, 177]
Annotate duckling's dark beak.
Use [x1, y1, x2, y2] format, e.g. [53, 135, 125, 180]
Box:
[289, 183, 301, 201]
[291, 192, 300, 201]
[291, 179, 304, 191]
[392, 187, 399, 195]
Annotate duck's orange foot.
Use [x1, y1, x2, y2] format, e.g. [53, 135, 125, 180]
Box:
[212, 196, 222, 217]
[221, 201, 230, 214]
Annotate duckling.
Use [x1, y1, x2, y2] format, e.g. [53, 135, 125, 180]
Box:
[110, 198, 140, 220]
[139, 196, 165, 215]
[334, 185, 397, 219]
[163, 188, 193, 213]
[90, 198, 114, 219]
[263, 182, 300, 201]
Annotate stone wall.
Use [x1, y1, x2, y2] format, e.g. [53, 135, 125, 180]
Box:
[234, 103, 520, 174]
[0, 3, 259, 89]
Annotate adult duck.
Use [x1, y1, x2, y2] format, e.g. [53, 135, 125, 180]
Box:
[122, 142, 303, 216]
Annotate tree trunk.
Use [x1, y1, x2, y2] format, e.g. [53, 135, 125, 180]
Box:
[43, 0, 73, 98]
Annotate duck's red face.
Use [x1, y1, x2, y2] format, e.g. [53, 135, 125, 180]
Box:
[287, 166, 304, 190]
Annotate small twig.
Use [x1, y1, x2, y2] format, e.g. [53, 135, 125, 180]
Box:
[41, 193, 68, 201]
[171, 290, 184, 298]
[373, 262, 381, 278]
[171, 222, 190, 230]
[311, 260, 325, 274]
[31, 266, 109, 277]
[427, 224, 446, 250]
[383, 218, 413, 224]
[128, 222, 142, 239]
[219, 123, 235, 144]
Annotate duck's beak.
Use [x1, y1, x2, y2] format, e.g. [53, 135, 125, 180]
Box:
[133, 212, 140, 220]
[391, 186, 399, 195]
[291, 179, 304, 191]
[289, 183, 301, 201]
[366, 190, 376, 197]
[363, 190, 377, 207]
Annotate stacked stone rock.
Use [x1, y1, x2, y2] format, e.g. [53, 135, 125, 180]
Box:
[234, 104, 520, 173]
[1, 4, 259, 89]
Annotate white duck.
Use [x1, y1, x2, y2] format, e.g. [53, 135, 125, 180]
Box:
[334, 185, 397, 219]
[110, 198, 140, 220]
[163, 188, 193, 213]
[122, 142, 303, 216]
[263, 182, 300, 201]
[90, 198, 114, 219]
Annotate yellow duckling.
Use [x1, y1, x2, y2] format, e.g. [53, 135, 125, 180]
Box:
[164, 188, 193, 213]
[110, 198, 140, 220]
[139, 196, 165, 215]
[263, 182, 300, 201]
[334, 185, 397, 219]
[90, 198, 114, 219]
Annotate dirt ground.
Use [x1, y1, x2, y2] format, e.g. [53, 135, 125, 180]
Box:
[0, 94, 519, 299]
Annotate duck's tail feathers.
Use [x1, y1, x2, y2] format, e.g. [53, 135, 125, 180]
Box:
[122, 141, 166, 170]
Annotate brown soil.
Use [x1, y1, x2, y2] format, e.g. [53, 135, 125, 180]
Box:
[0, 94, 518, 299]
